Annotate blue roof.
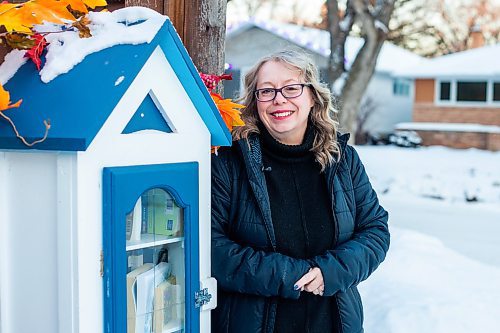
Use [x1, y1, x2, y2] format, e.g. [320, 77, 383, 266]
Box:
[0, 19, 232, 151]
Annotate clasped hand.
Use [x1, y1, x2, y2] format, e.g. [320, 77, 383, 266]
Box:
[294, 267, 324, 296]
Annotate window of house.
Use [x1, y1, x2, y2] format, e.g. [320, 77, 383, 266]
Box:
[456, 81, 487, 102]
[494, 82, 500, 102]
[439, 81, 451, 101]
[222, 68, 241, 100]
[393, 79, 410, 96]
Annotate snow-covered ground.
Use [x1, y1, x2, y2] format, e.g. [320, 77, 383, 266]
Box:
[355, 145, 500, 333]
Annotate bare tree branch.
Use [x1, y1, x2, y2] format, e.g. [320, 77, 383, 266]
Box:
[388, 0, 499, 56]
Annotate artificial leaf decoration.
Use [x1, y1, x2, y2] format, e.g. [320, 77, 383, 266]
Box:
[0, 0, 108, 147]
[72, 16, 92, 38]
[200, 73, 232, 91]
[0, 84, 22, 112]
[199, 71, 245, 138]
[5, 33, 36, 49]
[210, 92, 244, 132]
[25, 33, 47, 70]
[63, 0, 89, 14]
[82, 0, 107, 9]
[0, 0, 109, 35]
[23, 0, 75, 25]
[0, 2, 18, 14]
[0, 0, 75, 33]
[0, 4, 33, 33]
[62, 0, 107, 14]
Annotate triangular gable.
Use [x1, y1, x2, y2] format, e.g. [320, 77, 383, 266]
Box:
[0, 19, 231, 151]
[122, 92, 174, 134]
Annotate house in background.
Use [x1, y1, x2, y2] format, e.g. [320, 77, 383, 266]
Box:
[224, 19, 427, 137]
[397, 44, 500, 151]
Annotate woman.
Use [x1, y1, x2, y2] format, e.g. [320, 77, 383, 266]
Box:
[211, 50, 389, 333]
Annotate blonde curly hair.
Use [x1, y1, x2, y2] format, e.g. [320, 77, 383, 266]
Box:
[232, 50, 341, 171]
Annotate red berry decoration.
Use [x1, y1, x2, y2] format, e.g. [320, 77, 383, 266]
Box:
[200, 73, 233, 92]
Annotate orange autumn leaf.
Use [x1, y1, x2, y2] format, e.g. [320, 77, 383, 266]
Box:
[24, 0, 76, 24]
[62, 0, 89, 13]
[61, 0, 107, 13]
[210, 92, 245, 132]
[83, 0, 107, 9]
[0, 2, 19, 16]
[0, 5, 33, 33]
[0, 0, 76, 33]
[0, 84, 22, 112]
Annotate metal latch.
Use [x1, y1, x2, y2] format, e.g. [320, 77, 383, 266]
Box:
[194, 288, 212, 308]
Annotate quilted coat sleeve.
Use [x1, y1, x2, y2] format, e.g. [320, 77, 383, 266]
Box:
[211, 150, 311, 299]
[311, 145, 390, 296]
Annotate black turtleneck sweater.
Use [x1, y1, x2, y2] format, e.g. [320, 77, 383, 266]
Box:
[259, 124, 339, 333]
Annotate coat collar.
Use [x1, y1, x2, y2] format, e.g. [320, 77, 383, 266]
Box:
[238, 131, 351, 172]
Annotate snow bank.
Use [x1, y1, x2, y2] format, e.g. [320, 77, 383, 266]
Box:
[360, 227, 500, 333]
[355, 145, 500, 331]
[356, 145, 500, 204]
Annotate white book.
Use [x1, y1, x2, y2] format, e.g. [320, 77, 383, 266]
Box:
[127, 264, 154, 333]
[153, 279, 175, 333]
[130, 197, 142, 242]
[134, 262, 171, 333]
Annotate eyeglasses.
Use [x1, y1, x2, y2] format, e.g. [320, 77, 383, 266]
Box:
[254, 83, 312, 102]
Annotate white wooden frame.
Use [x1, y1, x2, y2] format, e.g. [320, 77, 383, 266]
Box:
[435, 77, 500, 107]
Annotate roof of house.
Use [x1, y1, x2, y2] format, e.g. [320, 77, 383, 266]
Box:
[226, 19, 427, 76]
[0, 8, 231, 151]
[397, 44, 500, 78]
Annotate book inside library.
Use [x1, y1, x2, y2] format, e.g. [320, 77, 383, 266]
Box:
[126, 188, 185, 333]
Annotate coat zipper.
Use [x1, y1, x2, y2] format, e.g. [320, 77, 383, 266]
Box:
[329, 147, 344, 247]
[329, 144, 346, 333]
[240, 139, 277, 251]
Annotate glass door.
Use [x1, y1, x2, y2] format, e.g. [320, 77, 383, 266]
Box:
[103, 163, 199, 333]
[126, 188, 185, 333]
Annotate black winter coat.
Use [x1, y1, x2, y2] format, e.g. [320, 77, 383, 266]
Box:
[211, 133, 390, 333]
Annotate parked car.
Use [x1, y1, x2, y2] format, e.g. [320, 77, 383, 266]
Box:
[367, 133, 391, 145]
[388, 130, 422, 148]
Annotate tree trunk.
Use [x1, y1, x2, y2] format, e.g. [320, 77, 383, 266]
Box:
[326, 0, 354, 86]
[340, 36, 385, 140]
[328, 0, 395, 143]
[182, 0, 227, 76]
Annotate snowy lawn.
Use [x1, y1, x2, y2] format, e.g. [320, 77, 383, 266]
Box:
[355, 145, 500, 333]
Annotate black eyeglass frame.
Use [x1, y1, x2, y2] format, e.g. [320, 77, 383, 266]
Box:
[254, 83, 313, 102]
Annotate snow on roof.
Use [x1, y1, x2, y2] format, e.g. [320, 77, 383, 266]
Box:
[0, 11, 232, 151]
[397, 44, 500, 78]
[396, 122, 500, 134]
[226, 19, 428, 76]
[0, 7, 166, 84]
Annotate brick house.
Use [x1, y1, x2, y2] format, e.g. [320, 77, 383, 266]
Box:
[397, 44, 500, 151]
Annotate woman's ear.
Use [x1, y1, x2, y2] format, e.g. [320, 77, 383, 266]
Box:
[308, 95, 315, 109]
